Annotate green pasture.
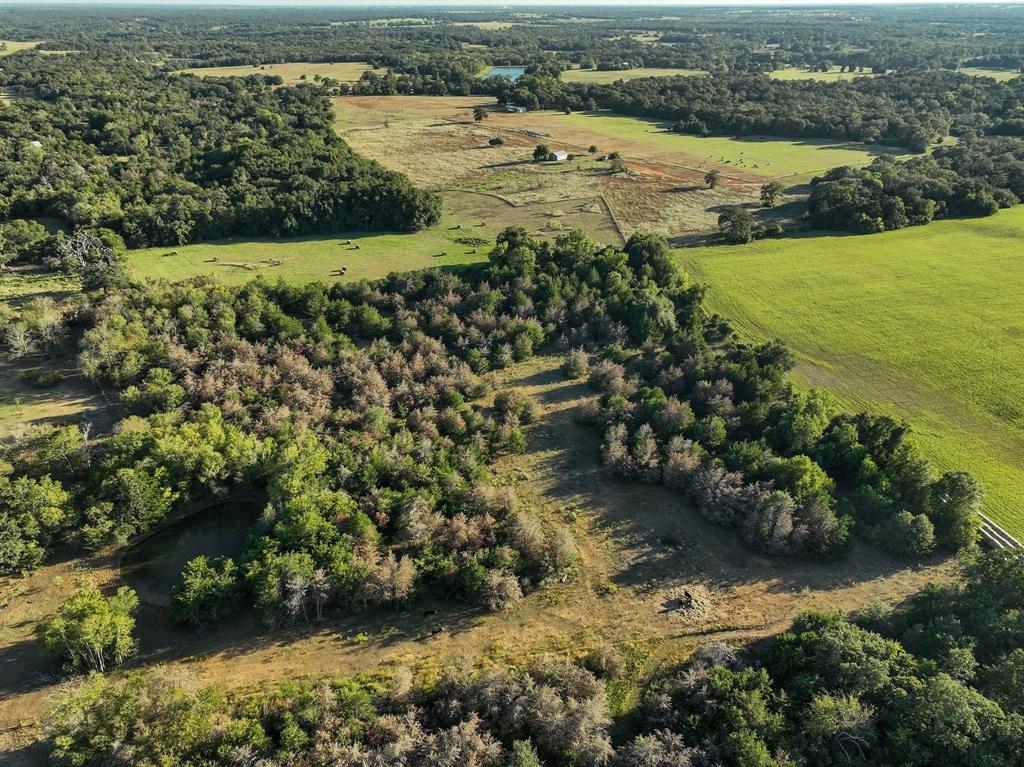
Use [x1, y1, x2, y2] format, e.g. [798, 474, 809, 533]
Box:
[0, 40, 41, 56]
[769, 67, 880, 82]
[679, 207, 1024, 535]
[958, 67, 1022, 82]
[558, 112, 911, 176]
[130, 223, 486, 287]
[561, 67, 706, 84]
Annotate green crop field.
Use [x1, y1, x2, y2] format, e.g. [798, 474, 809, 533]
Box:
[679, 207, 1024, 536]
[179, 61, 387, 84]
[562, 67, 706, 83]
[558, 112, 911, 176]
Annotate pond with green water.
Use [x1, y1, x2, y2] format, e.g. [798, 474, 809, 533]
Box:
[120, 500, 261, 606]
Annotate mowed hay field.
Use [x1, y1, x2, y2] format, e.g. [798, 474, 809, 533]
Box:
[179, 61, 387, 84]
[561, 67, 706, 83]
[680, 207, 1024, 535]
[555, 112, 909, 178]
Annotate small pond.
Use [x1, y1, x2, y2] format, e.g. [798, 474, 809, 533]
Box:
[121, 500, 262, 606]
[484, 66, 526, 81]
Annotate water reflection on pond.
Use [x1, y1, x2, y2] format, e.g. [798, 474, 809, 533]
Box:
[121, 500, 261, 606]
[484, 66, 526, 80]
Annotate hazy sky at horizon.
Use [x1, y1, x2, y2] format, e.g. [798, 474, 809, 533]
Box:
[5, 0, 1024, 6]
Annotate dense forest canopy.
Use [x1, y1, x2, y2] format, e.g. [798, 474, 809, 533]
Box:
[0, 52, 439, 248]
[4, 5, 1024, 73]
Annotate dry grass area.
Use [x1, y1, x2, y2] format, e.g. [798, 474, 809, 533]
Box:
[0, 354, 111, 439]
[452, 20, 513, 29]
[0, 355, 955, 764]
[180, 61, 387, 84]
[333, 96, 771, 240]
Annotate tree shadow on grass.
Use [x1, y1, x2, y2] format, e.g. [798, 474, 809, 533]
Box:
[130, 594, 486, 671]
[504, 358, 938, 604]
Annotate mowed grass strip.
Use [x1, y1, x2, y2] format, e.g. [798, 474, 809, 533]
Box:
[679, 207, 1024, 535]
[561, 67, 707, 83]
[179, 61, 386, 84]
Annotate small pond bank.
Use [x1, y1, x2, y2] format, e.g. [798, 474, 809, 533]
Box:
[120, 499, 263, 606]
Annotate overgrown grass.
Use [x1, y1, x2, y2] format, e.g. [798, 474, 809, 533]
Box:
[679, 207, 1024, 535]
[561, 67, 706, 84]
[558, 112, 912, 177]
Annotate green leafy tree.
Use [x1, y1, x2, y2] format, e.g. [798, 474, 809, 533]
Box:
[533, 144, 551, 161]
[0, 468, 70, 574]
[760, 181, 786, 208]
[82, 467, 176, 549]
[506, 740, 543, 767]
[40, 584, 138, 671]
[718, 206, 755, 243]
[927, 472, 982, 550]
[624, 232, 678, 287]
[704, 168, 721, 188]
[47, 670, 222, 767]
[170, 556, 242, 629]
[878, 510, 936, 559]
[0, 219, 48, 266]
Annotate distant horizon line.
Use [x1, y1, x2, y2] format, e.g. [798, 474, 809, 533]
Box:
[5, 0, 1024, 7]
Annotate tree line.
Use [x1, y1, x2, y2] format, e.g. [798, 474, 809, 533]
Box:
[807, 138, 1024, 233]
[503, 70, 1023, 153]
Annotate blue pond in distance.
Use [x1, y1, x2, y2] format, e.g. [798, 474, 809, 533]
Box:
[484, 66, 526, 81]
